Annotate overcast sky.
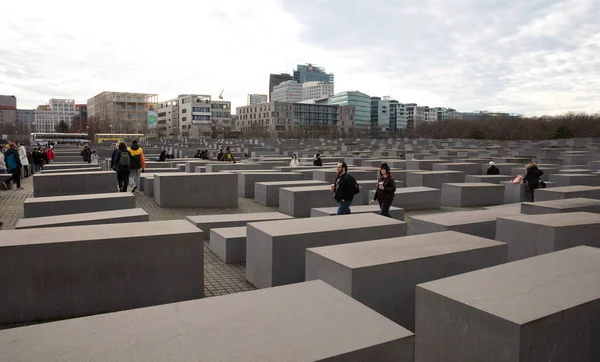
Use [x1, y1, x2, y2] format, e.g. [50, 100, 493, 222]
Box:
[1, 0, 598, 116]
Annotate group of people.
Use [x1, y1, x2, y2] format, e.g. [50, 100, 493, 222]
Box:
[0, 143, 55, 190]
[80, 145, 99, 164]
[158, 150, 175, 161]
[110, 140, 146, 192]
[217, 147, 236, 163]
[194, 149, 210, 159]
[488, 161, 545, 201]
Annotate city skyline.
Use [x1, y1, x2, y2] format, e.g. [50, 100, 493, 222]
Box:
[1, 0, 599, 116]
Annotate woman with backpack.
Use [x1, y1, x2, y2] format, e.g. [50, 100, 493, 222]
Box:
[373, 163, 396, 217]
[112, 142, 132, 192]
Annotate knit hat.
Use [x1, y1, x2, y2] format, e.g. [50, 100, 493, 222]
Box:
[489, 161, 495, 166]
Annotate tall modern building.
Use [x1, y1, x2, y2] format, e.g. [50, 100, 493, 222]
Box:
[71, 104, 88, 133]
[301, 81, 334, 101]
[388, 99, 407, 130]
[87, 92, 158, 135]
[293, 64, 334, 84]
[0, 95, 17, 109]
[247, 94, 268, 105]
[329, 91, 371, 131]
[268, 73, 293, 101]
[371, 97, 390, 132]
[271, 81, 303, 103]
[157, 94, 232, 138]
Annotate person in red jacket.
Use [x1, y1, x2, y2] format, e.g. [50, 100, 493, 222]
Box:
[46, 146, 55, 163]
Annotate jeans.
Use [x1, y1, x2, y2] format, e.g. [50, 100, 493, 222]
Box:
[116, 168, 130, 192]
[10, 168, 21, 188]
[528, 184, 539, 202]
[129, 169, 141, 187]
[337, 200, 352, 215]
[379, 201, 392, 217]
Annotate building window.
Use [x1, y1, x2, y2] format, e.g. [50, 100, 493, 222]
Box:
[137, 97, 142, 102]
[193, 107, 210, 112]
[182, 117, 187, 121]
[193, 115, 210, 121]
[127, 113, 132, 119]
[182, 109, 187, 113]
[127, 96, 131, 102]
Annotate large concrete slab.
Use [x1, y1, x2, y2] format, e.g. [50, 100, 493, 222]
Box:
[407, 159, 449, 170]
[154, 172, 237, 208]
[186, 212, 292, 240]
[441, 182, 505, 207]
[496, 212, 600, 261]
[32, 171, 116, 197]
[246, 213, 408, 288]
[41, 167, 102, 174]
[279, 185, 337, 217]
[254, 180, 327, 206]
[209, 226, 247, 263]
[406, 171, 464, 189]
[306, 231, 507, 331]
[41, 162, 102, 171]
[415, 246, 600, 362]
[432, 162, 482, 175]
[311, 204, 405, 220]
[549, 173, 600, 187]
[0, 280, 414, 362]
[521, 197, 600, 215]
[15, 208, 149, 229]
[23, 192, 136, 218]
[0, 220, 203, 326]
[312, 169, 376, 183]
[391, 187, 441, 210]
[535, 185, 600, 201]
[465, 175, 513, 184]
[238, 171, 303, 198]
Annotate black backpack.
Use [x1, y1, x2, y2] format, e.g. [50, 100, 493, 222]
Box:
[118, 151, 131, 168]
[130, 154, 141, 169]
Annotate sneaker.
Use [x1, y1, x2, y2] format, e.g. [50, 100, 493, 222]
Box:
[132, 186, 137, 193]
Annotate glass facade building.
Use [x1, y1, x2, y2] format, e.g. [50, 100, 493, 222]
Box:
[293, 64, 334, 84]
[329, 91, 371, 128]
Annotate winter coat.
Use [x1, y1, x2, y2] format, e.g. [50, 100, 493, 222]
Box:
[127, 145, 146, 170]
[0, 153, 6, 171]
[18, 146, 29, 166]
[81, 148, 92, 162]
[487, 166, 500, 175]
[333, 173, 357, 203]
[90, 153, 99, 164]
[373, 175, 396, 203]
[313, 158, 323, 167]
[289, 158, 299, 167]
[112, 145, 131, 170]
[5, 148, 22, 170]
[524, 166, 544, 186]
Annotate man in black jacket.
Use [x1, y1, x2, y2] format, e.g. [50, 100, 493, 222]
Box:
[331, 162, 358, 215]
[487, 161, 500, 175]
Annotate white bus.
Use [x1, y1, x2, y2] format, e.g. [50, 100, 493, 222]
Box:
[30, 132, 91, 146]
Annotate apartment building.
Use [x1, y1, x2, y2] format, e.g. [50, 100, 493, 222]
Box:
[371, 97, 390, 132]
[247, 94, 268, 105]
[271, 80, 303, 103]
[34, 105, 53, 133]
[87, 91, 158, 134]
[49, 99, 76, 128]
[329, 91, 371, 131]
[268, 73, 293, 101]
[302, 81, 334, 101]
[157, 94, 232, 138]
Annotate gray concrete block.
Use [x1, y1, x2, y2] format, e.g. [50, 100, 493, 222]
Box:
[206, 163, 270, 172]
[441, 183, 505, 207]
[407, 159, 449, 170]
[306, 231, 507, 331]
[246, 213, 408, 288]
[143, 175, 154, 196]
[549, 173, 600, 187]
[0, 220, 204, 326]
[154, 173, 237, 208]
[41, 163, 101, 171]
[415, 246, 600, 362]
[33, 171, 116, 197]
[480, 162, 524, 175]
[23, 192, 136, 218]
[465, 175, 514, 184]
[501, 181, 556, 203]
[15, 208, 149, 229]
[496, 212, 600, 261]
[409, 207, 521, 239]
[406, 171, 464, 189]
[393, 187, 441, 210]
[41, 167, 102, 174]
[312, 169, 376, 183]
[432, 162, 482, 175]
[0, 280, 414, 362]
[255, 180, 327, 206]
[186, 212, 292, 240]
[311, 204, 405, 220]
[535, 185, 600, 201]
[194, 166, 206, 173]
[238, 172, 303, 198]
[209, 226, 247, 263]
[278, 185, 337, 217]
[521, 197, 600, 215]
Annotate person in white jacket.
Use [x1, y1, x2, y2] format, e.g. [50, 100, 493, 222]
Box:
[0, 151, 7, 174]
[18, 143, 30, 177]
[289, 153, 300, 167]
[90, 150, 99, 164]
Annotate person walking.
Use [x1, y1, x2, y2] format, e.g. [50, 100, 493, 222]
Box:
[487, 161, 500, 175]
[31, 148, 42, 173]
[217, 149, 224, 161]
[223, 147, 236, 163]
[289, 154, 299, 167]
[18, 143, 30, 178]
[127, 139, 146, 193]
[47, 146, 55, 163]
[90, 150, 99, 164]
[331, 162, 359, 215]
[313, 153, 323, 167]
[81, 145, 92, 163]
[523, 162, 544, 202]
[373, 163, 396, 217]
[4, 143, 22, 190]
[112, 142, 132, 192]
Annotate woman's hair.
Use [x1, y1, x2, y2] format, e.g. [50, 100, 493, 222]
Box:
[380, 163, 391, 175]
[292, 154, 297, 158]
[119, 141, 127, 149]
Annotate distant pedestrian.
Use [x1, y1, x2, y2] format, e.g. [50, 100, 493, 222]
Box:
[4, 143, 22, 190]
[18, 143, 30, 177]
[127, 139, 146, 193]
[217, 149, 224, 161]
[112, 142, 132, 192]
[373, 163, 396, 217]
[81, 145, 92, 163]
[523, 163, 544, 202]
[158, 150, 167, 162]
[331, 162, 359, 215]
[194, 149, 203, 158]
[0, 148, 7, 174]
[90, 150, 99, 164]
[166, 150, 174, 159]
[313, 153, 323, 167]
[487, 161, 500, 175]
[31, 148, 42, 173]
[46, 147, 55, 163]
[223, 147, 236, 163]
[290, 154, 299, 167]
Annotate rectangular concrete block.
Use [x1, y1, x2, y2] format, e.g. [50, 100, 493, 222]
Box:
[480, 162, 524, 175]
[23, 192, 136, 218]
[465, 175, 513, 184]
[209, 226, 247, 263]
[0, 220, 204, 326]
[501, 181, 556, 203]
[255, 180, 327, 206]
[278, 185, 337, 217]
[154, 173, 237, 208]
[15, 208, 149, 229]
[143, 176, 154, 196]
[238, 172, 303, 198]
[311, 204, 405, 220]
[549, 173, 600, 187]
[496, 212, 600, 261]
[535, 185, 600, 201]
[246, 213, 408, 288]
[206, 163, 270, 173]
[306, 231, 507, 331]
[41, 163, 102, 171]
[441, 182, 504, 207]
[406, 170, 464, 189]
[415, 246, 600, 362]
[407, 159, 449, 170]
[392, 187, 441, 210]
[312, 169, 376, 183]
[432, 162, 482, 175]
[41, 167, 103, 174]
[0, 280, 414, 362]
[521, 197, 600, 215]
[186, 212, 292, 240]
[33, 171, 116, 197]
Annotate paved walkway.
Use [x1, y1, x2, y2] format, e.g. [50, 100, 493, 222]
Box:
[0, 174, 279, 298]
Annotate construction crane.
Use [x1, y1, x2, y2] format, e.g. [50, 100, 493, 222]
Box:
[218, 89, 224, 100]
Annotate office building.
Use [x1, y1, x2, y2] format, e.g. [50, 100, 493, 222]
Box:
[87, 92, 158, 135]
[158, 94, 232, 138]
[0, 95, 17, 109]
[329, 91, 371, 131]
[16, 109, 35, 135]
[271, 80, 303, 103]
[49, 99, 76, 128]
[268, 73, 293, 101]
[247, 94, 268, 105]
[302, 81, 334, 101]
[71, 104, 88, 133]
[0, 95, 17, 137]
[34, 106, 53, 133]
[371, 97, 390, 132]
[389, 99, 408, 130]
[293, 64, 334, 84]
[236, 101, 354, 138]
